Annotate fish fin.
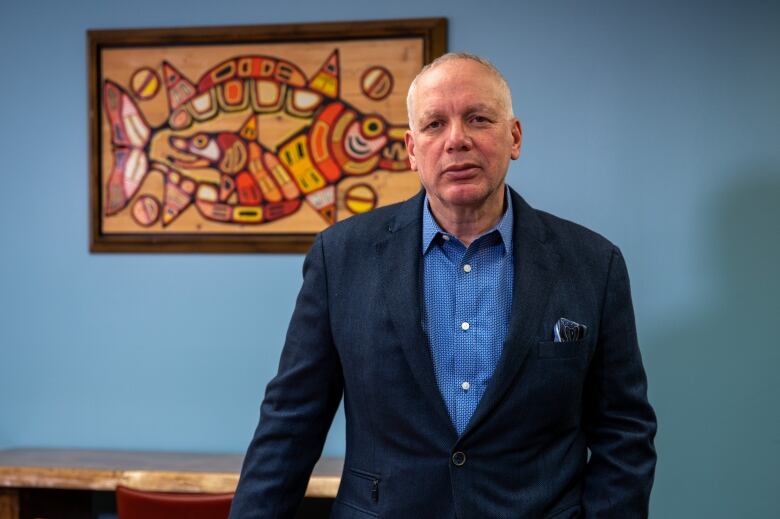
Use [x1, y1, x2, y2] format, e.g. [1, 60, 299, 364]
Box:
[305, 185, 337, 224]
[162, 61, 197, 112]
[161, 174, 195, 226]
[307, 49, 340, 98]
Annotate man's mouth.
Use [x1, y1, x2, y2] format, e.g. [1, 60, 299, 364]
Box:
[443, 163, 480, 175]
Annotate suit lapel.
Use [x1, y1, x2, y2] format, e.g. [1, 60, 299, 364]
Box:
[377, 192, 456, 433]
[464, 189, 561, 436]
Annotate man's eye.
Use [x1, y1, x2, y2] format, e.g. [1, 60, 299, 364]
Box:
[424, 121, 442, 131]
[471, 115, 490, 124]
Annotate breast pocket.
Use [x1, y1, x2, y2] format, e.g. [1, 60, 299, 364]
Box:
[522, 340, 591, 433]
[537, 340, 587, 359]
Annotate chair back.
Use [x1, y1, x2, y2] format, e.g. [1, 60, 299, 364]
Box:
[116, 485, 233, 519]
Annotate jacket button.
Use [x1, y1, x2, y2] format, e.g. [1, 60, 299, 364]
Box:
[451, 451, 466, 467]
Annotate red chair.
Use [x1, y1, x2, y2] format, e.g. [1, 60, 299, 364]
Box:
[116, 485, 234, 519]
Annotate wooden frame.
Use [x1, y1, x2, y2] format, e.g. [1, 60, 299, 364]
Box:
[89, 18, 447, 253]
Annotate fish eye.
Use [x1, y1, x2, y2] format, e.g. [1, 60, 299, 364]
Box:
[362, 117, 384, 138]
[193, 134, 209, 149]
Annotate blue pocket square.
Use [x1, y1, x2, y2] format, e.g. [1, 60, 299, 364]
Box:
[553, 318, 588, 342]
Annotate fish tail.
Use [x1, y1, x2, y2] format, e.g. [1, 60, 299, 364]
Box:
[102, 81, 152, 215]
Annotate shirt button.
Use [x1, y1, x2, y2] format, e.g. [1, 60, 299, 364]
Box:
[463, 264, 472, 273]
[442, 234, 450, 241]
[452, 451, 466, 467]
[461, 322, 470, 331]
[461, 381, 470, 391]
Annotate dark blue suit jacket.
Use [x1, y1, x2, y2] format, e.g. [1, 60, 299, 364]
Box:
[230, 187, 657, 518]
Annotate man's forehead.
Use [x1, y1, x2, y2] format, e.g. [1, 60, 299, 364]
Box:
[415, 62, 505, 98]
[418, 60, 497, 86]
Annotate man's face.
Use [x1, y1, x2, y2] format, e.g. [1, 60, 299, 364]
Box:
[405, 59, 522, 212]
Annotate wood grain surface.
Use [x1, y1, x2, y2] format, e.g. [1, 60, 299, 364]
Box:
[0, 448, 342, 496]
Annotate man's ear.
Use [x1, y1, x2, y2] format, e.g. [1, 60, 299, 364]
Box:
[405, 130, 418, 171]
[510, 119, 522, 160]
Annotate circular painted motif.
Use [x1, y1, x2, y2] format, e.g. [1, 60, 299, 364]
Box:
[345, 184, 378, 214]
[130, 67, 161, 100]
[360, 66, 394, 101]
[131, 195, 161, 226]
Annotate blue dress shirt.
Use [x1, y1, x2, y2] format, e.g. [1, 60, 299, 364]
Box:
[421, 192, 514, 435]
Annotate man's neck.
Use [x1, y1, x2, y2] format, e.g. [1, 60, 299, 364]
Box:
[427, 188, 507, 247]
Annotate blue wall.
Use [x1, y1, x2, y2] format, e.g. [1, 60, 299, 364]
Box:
[1, 1, 778, 516]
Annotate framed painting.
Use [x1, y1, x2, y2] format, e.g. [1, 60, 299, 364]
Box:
[89, 18, 447, 252]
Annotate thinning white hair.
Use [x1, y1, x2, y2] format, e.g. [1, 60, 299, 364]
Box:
[406, 52, 515, 130]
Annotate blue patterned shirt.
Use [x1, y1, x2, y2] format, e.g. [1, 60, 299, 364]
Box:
[421, 192, 514, 435]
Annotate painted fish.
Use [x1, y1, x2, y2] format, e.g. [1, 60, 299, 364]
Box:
[102, 50, 411, 227]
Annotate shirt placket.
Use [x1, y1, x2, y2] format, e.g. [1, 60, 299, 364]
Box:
[454, 242, 479, 433]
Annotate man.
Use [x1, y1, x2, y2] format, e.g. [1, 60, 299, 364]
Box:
[230, 53, 657, 518]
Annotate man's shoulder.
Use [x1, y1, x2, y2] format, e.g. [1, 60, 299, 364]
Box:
[512, 189, 618, 263]
[537, 208, 614, 250]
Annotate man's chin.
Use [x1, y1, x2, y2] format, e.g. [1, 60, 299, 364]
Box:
[439, 185, 501, 208]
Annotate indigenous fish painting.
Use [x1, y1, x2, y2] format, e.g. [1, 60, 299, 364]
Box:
[97, 39, 423, 240]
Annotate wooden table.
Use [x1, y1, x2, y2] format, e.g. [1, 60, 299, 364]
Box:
[0, 448, 342, 519]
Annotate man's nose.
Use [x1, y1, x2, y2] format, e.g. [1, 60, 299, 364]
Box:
[445, 121, 472, 152]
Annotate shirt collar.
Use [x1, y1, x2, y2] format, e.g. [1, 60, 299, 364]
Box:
[422, 187, 514, 254]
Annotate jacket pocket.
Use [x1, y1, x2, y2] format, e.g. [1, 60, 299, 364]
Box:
[537, 340, 586, 359]
[546, 502, 581, 518]
[335, 467, 380, 517]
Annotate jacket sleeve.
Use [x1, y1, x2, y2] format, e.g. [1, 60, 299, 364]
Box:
[582, 246, 657, 517]
[229, 233, 343, 519]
